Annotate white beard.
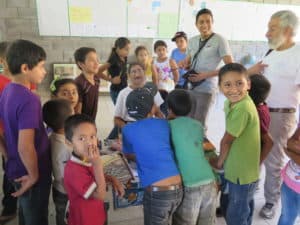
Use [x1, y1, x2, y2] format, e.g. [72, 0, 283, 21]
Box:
[268, 33, 285, 50]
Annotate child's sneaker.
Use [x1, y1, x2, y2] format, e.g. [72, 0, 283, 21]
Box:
[259, 203, 275, 219]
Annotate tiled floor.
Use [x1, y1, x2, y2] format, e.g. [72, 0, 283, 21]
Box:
[1, 93, 299, 225]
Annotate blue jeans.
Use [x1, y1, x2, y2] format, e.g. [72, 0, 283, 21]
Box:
[225, 179, 258, 225]
[15, 177, 51, 225]
[278, 182, 300, 225]
[52, 188, 68, 225]
[173, 182, 217, 225]
[143, 188, 183, 225]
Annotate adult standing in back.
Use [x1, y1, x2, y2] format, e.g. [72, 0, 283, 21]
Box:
[180, 8, 233, 128]
[249, 10, 300, 219]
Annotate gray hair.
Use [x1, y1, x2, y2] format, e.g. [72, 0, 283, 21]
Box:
[271, 10, 299, 36]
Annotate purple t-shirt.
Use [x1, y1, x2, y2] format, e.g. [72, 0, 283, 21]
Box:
[0, 83, 51, 182]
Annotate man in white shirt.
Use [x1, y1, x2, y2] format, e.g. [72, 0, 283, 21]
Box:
[250, 10, 300, 219]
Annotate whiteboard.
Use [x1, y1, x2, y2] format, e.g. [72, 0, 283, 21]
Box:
[36, 0, 69, 36]
[37, 0, 300, 41]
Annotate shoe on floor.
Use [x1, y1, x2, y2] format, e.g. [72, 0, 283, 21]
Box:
[259, 203, 275, 219]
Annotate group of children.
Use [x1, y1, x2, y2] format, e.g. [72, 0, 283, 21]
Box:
[0, 31, 299, 225]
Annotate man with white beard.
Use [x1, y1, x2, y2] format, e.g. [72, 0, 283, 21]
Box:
[249, 10, 300, 219]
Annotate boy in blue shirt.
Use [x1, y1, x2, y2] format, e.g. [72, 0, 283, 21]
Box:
[122, 88, 182, 225]
[167, 89, 217, 225]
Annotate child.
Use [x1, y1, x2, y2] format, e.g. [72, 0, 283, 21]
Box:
[0, 41, 18, 223]
[42, 99, 74, 225]
[171, 32, 188, 88]
[50, 78, 80, 113]
[0, 39, 51, 225]
[278, 127, 300, 225]
[153, 40, 179, 92]
[98, 37, 131, 104]
[122, 88, 182, 225]
[74, 47, 100, 120]
[114, 62, 164, 129]
[134, 46, 158, 85]
[248, 74, 273, 164]
[64, 114, 106, 225]
[167, 89, 217, 225]
[211, 63, 260, 225]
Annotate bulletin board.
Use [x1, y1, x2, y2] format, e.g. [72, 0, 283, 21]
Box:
[36, 0, 300, 41]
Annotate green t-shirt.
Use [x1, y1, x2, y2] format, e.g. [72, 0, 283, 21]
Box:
[224, 94, 260, 185]
[169, 117, 215, 187]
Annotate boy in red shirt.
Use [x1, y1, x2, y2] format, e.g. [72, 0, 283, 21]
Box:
[64, 114, 106, 225]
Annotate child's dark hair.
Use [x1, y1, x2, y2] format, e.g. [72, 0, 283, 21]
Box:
[64, 114, 96, 142]
[128, 62, 145, 74]
[43, 99, 73, 132]
[218, 63, 248, 85]
[0, 41, 10, 59]
[108, 37, 130, 62]
[167, 89, 192, 116]
[50, 78, 78, 96]
[74, 47, 96, 70]
[196, 8, 214, 23]
[248, 74, 271, 105]
[135, 46, 148, 56]
[154, 40, 167, 51]
[6, 39, 46, 75]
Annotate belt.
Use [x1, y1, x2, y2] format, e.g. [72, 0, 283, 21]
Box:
[269, 108, 296, 113]
[145, 183, 182, 192]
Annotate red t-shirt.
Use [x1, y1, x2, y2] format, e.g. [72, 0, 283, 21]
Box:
[0, 74, 11, 131]
[256, 103, 270, 134]
[64, 156, 106, 225]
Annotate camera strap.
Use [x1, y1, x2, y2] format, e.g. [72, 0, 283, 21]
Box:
[190, 33, 215, 70]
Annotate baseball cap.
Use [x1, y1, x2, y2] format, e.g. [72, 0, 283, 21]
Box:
[171, 31, 187, 42]
[126, 88, 154, 120]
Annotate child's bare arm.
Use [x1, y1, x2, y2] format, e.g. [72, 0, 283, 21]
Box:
[217, 132, 235, 168]
[74, 102, 82, 114]
[0, 131, 7, 160]
[88, 146, 106, 200]
[287, 127, 300, 154]
[97, 63, 111, 81]
[114, 117, 126, 129]
[13, 129, 39, 197]
[151, 63, 159, 86]
[260, 132, 273, 164]
[170, 59, 179, 84]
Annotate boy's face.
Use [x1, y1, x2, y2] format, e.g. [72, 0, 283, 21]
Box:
[56, 83, 79, 109]
[137, 50, 149, 64]
[219, 71, 250, 104]
[175, 37, 187, 51]
[196, 13, 213, 37]
[70, 122, 98, 160]
[25, 60, 47, 84]
[129, 65, 146, 87]
[116, 44, 131, 58]
[79, 51, 99, 74]
[155, 46, 167, 59]
[0, 57, 9, 75]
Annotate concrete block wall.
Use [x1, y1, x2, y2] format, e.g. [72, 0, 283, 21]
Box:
[0, 0, 298, 99]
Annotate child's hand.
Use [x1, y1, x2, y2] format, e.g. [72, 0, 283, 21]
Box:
[209, 157, 222, 170]
[111, 177, 125, 198]
[111, 76, 121, 85]
[86, 144, 101, 164]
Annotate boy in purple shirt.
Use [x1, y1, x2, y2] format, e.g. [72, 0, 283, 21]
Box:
[0, 40, 51, 225]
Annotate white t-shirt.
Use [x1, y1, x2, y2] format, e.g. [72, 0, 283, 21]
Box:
[262, 44, 300, 108]
[50, 132, 72, 194]
[114, 86, 164, 122]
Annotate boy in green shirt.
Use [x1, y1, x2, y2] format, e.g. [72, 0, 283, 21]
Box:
[211, 63, 260, 225]
[167, 89, 217, 225]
